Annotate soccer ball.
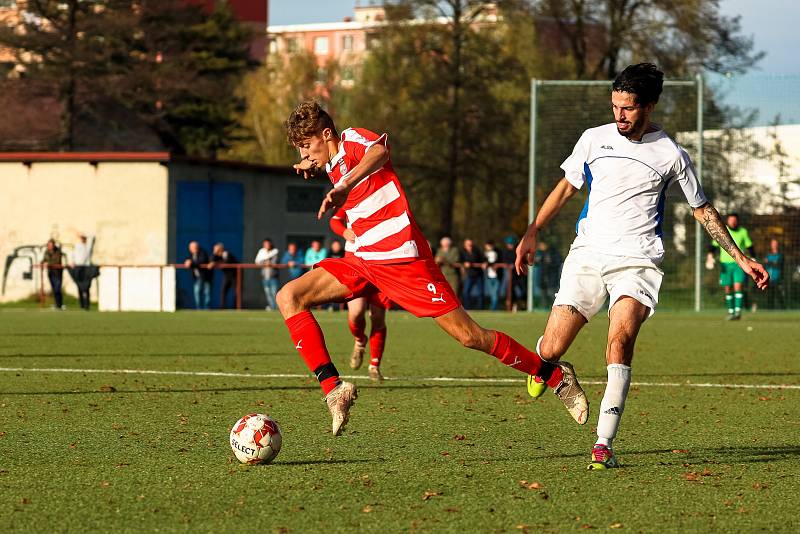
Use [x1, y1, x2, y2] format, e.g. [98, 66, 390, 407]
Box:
[229, 413, 282, 464]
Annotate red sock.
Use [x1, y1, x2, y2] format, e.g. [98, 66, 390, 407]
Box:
[285, 311, 340, 395]
[490, 331, 563, 387]
[348, 318, 367, 345]
[369, 326, 387, 367]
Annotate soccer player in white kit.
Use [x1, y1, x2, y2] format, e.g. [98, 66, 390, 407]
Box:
[515, 63, 769, 469]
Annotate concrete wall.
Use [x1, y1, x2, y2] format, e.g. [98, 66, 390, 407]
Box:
[0, 160, 168, 303]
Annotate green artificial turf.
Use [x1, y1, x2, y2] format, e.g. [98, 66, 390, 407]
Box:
[0, 309, 797, 532]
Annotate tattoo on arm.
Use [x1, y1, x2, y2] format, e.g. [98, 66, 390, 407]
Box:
[697, 204, 743, 262]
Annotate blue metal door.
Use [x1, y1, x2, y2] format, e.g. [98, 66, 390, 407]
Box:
[175, 181, 243, 309]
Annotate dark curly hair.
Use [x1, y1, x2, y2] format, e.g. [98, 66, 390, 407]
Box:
[285, 101, 338, 146]
[612, 63, 664, 106]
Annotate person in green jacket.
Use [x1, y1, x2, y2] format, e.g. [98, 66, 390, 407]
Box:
[706, 213, 755, 320]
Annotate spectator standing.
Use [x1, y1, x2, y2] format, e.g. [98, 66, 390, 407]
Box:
[328, 240, 345, 259]
[42, 239, 64, 310]
[500, 236, 526, 310]
[184, 241, 212, 309]
[483, 241, 501, 310]
[765, 238, 786, 309]
[281, 242, 305, 282]
[211, 242, 238, 309]
[304, 239, 327, 267]
[460, 238, 485, 309]
[435, 236, 461, 294]
[255, 238, 280, 310]
[68, 233, 96, 310]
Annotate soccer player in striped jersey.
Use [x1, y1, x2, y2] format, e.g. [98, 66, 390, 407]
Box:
[330, 208, 391, 382]
[515, 63, 770, 469]
[278, 101, 588, 436]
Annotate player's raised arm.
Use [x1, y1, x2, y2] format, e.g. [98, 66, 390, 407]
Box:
[515, 178, 578, 274]
[692, 203, 769, 289]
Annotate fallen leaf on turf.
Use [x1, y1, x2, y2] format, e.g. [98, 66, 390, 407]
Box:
[20, 497, 31, 505]
[610, 523, 623, 529]
[362, 505, 373, 513]
[0, 432, 6, 438]
[580, 524, 595, 529]
[440, 451, 450, 456]
[671, 449, 689, 453]
[758, 396, 771, 401]
[444, 507, 460, 513]
[682, 472, 700, 481]
[701, 468, 713, 476]
[99, 385, 116, 392]
[69, 442, 77, 449]
[99, 481, 111, 488]
[422, 491, 442, 501]
[528, 482, 544, 490]
[453, 434, 466, 441]
[752, 482, 768, 490]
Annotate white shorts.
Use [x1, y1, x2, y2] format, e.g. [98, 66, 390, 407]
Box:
[553, 247, 663, 321]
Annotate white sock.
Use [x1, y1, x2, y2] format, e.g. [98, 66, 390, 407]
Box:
[596, 363, 632, 448]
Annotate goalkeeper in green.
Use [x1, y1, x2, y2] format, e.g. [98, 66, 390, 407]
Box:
[706, 213, 755, 320]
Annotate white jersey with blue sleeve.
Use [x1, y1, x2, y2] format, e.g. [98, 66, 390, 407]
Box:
[560, 123, 707, 264]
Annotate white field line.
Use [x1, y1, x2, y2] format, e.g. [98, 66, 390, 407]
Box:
[0, 366, 798, 390]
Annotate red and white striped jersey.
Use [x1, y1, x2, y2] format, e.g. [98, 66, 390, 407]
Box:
[325, 127, 432, 264]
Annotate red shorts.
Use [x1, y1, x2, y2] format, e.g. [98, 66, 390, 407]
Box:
[365, 291, 393, 310]
[318, 256, 460, 318]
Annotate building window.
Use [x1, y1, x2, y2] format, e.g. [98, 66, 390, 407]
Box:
[342, 35, 353, 51]
[313, 36, 329, 55]
[286, 186, 325, 213]
[268, 39, 278, 54]
[286, 37, 298, 53]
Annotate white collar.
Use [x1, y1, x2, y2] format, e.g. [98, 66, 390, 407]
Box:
[325, 139, 346, 173]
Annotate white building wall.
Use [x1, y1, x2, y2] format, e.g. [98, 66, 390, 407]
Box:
[0, 160, 169, 303]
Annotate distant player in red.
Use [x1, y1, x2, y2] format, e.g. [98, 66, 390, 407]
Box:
[278, 101, 589, 436]
[330, 207, 391, 382]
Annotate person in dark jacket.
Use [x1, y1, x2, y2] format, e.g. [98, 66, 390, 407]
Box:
[184, 241, 212, 309]
[460, 239, 485, 309]
[42, 239, 64, 309]
[212, 242, 238, 309]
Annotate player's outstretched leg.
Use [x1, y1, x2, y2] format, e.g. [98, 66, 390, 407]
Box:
[434, 307, 588, 424]
[347, 298, 368, 369]
[367, 305, 387, 383]
[277, 268, 357, 436]
[526, 306, 589, 411]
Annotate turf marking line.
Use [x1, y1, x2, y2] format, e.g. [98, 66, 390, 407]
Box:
[0, 367, 798, 390]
